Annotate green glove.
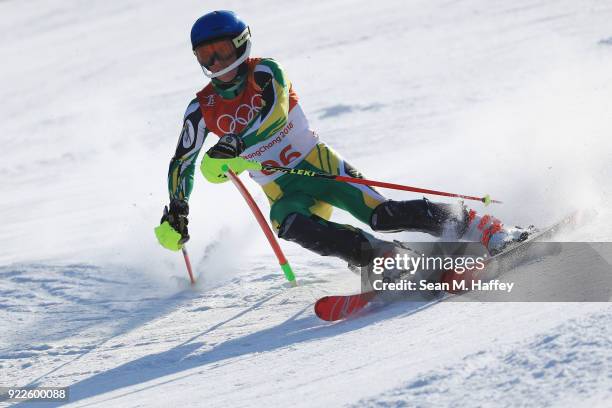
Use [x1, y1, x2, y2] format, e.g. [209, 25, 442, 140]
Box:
[154, 200, 189, 251]
[154, 221, 183, 251]
[200, 154, 258, 183]
[200, 134, 260, 183]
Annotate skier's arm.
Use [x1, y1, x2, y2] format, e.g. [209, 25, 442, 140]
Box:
[156, 99, 208, 251]
[168, 98, 208, 201]
[242, 58, 291, 139]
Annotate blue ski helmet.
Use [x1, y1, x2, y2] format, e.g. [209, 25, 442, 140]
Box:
[190, 10, 251, 79]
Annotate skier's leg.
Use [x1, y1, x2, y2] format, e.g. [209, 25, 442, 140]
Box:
[301, 144, 531, 253]
[301, 145, 468, 236]
[370, 199, 532, 254]
[268, 190, 379, 266]
[278, 212, 377, 267]
[263, 144, 413, 269]
[369, 198, 469, 237]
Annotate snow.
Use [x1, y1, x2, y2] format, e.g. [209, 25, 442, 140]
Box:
[1, 0, 611, 407]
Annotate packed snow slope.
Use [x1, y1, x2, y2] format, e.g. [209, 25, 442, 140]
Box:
[1, 0, 612, 407]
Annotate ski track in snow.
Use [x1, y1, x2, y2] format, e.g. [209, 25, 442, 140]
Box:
[355, 310, 612, 408]
[2, 0, 612, 406]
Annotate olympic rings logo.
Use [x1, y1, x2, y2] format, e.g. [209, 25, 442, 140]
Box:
[216, 94, 264, 134]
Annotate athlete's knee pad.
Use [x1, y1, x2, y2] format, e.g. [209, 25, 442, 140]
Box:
[369, 198, 468, 236]
[278, 212, 374, 266]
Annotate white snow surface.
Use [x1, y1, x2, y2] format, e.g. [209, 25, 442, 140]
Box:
[1, 0, 612, 407]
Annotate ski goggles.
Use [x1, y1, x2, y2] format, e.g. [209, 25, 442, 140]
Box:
[193, 27, 251, 79]
[194, 39, 236, 68]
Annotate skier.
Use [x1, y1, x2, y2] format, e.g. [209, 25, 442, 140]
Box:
[155, 10, 531, 269]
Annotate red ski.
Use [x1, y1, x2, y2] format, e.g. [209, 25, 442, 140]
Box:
[314, 291, 377, 321]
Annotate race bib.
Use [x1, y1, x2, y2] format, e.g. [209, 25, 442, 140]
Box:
[240, 104, 319, 185]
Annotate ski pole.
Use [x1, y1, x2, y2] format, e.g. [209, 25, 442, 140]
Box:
[223, 166, 297, 287]
[182, 245, 196, 285]
[246, 162, 501, 206]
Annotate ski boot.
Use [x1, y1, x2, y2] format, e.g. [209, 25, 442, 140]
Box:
[462, 210, 536, 255]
